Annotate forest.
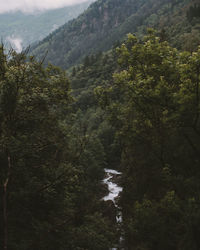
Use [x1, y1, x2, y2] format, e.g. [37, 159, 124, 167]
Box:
[1, 0, 200, 249]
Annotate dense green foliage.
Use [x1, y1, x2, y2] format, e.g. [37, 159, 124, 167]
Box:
[0, 47, 117, 250]
[2, 0, 200, 248]
[187, 3, 200, 21]
[0, 1, 93, 50]
[31, 0, 200, 69]
[97, 30, 200, 249]
[70, 50, 121, 169]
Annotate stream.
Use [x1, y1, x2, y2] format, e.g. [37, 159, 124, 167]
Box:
[102, 168, 123, 249]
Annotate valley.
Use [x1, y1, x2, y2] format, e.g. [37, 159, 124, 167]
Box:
[0, 0, 94, 51]
[0, 0, 200, 249]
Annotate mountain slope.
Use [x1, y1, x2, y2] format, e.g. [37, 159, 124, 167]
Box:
[30, 0, 200, 69]
[0, 0, 93, 51]
[30, 0, 146, 68]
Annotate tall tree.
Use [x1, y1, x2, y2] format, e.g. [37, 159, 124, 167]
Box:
[0, 48, 77, 249]
[97, 30, 200, 249]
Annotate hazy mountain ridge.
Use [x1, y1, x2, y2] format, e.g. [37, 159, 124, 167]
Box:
[0, 0, 94, 51]
[30, 0, 200, 69]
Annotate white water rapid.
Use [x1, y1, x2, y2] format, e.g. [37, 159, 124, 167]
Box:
[103, 169, 122, 204]
[103, 168, 123, 250]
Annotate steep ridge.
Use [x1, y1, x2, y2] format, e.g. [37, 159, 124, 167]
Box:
[30, 0, 200, 69]
[30, 0, 146, 68]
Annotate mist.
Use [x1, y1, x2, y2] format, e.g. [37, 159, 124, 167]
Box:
[0, 0, 91, 14]
[7, 36, 23, 52]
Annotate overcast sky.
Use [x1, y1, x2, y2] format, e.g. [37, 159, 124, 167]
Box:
[0, 0, 91, 14]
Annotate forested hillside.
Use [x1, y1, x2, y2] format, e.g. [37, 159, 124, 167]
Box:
[0, 0, 93, 50]
[96, 30, 200, 249]
[0, 47, 118, 250]
[2, 28, 200, 249]
[1, 0, 200, 249]
[31, 0, 200, 68]
[68, 28, 200, 249]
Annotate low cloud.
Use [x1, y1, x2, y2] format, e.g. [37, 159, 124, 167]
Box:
[0, 0, 90, 14]
[7, 36, 23, 52]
